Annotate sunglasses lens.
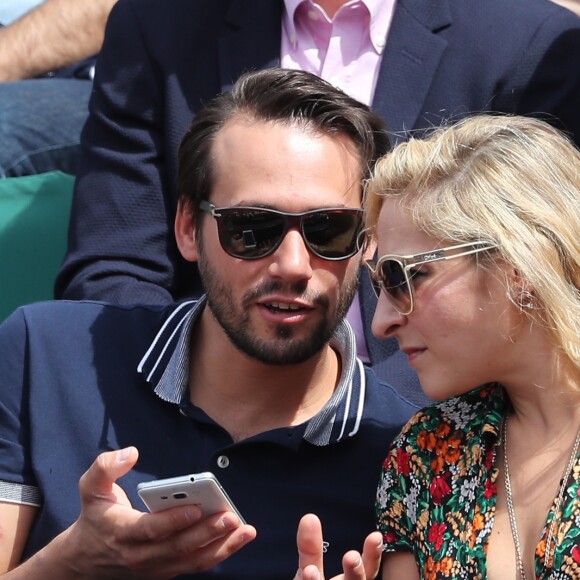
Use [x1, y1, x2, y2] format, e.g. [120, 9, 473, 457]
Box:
[220, 209, 285, 258]
[378, 259, 412, 312]
[303, 211, 362, 259]
[368, 260, 411, 314]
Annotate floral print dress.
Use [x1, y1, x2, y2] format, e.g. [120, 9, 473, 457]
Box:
[376, 384, 580, 579]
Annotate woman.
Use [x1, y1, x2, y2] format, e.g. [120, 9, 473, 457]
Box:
[370, 113, 580, 579]
[296, 115, 580, 580]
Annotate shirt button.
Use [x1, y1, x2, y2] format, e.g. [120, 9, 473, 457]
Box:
[375, 36, 386, 47]
[217, 455, 230, 468]
[308, 9, 319, 20]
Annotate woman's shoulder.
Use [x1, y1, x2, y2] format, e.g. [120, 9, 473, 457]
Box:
[393, 384, 505, 449]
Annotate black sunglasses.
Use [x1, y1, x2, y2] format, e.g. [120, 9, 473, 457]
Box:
[366, 241, 497, 315]
[199, 201, 364, 261]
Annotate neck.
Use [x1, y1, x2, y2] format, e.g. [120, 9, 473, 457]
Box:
[503, 357, 580, 437]
[315, 0, 350, 20]
[496, 322, 579, 434]
[500, 354, 580, 496]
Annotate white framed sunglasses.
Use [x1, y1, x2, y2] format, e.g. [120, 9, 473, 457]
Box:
[366, 241, 498, 315]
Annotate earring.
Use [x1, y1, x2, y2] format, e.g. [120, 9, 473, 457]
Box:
[516, 289, 535, 309]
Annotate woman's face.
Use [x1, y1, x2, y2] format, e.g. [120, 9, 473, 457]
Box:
[371, 198, 524, 400]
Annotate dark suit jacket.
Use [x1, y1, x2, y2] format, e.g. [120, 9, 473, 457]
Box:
[56, 0, 580, 405]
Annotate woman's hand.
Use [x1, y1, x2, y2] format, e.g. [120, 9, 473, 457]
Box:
[294, 514, 383, 580]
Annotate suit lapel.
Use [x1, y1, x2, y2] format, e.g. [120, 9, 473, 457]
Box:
[373, 0, 453, 142]
[218, 0, 283, 93]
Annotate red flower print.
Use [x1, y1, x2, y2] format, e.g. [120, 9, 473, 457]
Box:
[572, 545, 580, 564]
[484, 448, 494, 470]
[430, 472, 452, 505]
[384, 531, 397, 544]
[483, 477, 497, 499]
[428, 522, 446, 551]
[397, 448, 411, 476]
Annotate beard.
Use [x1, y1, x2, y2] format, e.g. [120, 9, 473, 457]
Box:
[197, 255, 360, 366]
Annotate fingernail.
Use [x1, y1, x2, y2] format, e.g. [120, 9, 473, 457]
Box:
[239, 533, 250, 545]
[116, 447, 132, 462]
[221, 514, 239, 530]
[184, 507, 200, 523]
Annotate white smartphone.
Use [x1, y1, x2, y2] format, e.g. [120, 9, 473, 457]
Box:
[137, 472, 245, 523]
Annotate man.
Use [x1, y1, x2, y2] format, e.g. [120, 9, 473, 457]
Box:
[54, 0, 580, 406]
[0, 69, 416, 578]
[0, 0, 118, 177]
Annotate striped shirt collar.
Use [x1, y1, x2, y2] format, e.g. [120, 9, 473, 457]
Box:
[137, 298, 367, 446]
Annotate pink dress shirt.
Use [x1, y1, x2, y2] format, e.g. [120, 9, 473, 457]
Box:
[281, 0, 395, 106]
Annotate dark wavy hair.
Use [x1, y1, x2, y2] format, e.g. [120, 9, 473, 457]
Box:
[177, 68, 390, 216]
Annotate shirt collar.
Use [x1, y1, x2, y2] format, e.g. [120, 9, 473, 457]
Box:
[137, 297, 366, 446]
[434, 383, 506, 450]
[283, 0, 394, 53]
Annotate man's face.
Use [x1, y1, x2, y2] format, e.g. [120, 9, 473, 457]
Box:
[185, 118, 363, 365]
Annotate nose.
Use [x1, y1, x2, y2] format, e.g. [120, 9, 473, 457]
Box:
[371, 291, 407, 339]
[268, 228, 313, 282]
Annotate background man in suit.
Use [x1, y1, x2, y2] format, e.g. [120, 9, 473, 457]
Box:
[55, 0, 580, 406]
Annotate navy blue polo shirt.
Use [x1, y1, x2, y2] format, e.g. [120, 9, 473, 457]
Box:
[0, 299, 417, 579]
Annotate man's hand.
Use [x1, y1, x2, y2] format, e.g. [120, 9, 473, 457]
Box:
[294, 514, 383, 580]
[48, 447, 256, 579]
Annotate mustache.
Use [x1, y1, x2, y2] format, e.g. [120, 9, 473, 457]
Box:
[242, 280, 329, 309]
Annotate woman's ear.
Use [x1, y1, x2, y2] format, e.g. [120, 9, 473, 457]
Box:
[175, 198, 199, 262]
[507, 268, 536, 310]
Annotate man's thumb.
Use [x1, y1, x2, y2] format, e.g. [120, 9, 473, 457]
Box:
[79, 447, 139, 501]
